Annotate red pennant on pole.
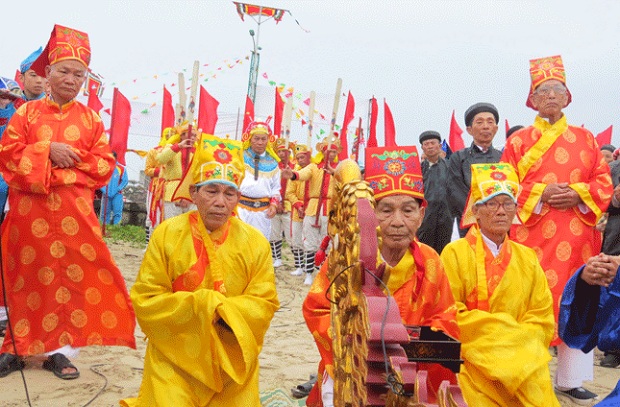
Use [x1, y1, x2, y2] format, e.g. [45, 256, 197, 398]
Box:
[14, 70, 23, 89]
[87, 84, 103, 114]
[242, 95, 255, 134]
[449, 110, 465, 152]
[596, 125, 613, 147]
[339, 91, 355, 160]
[198, 86, 219, 135]
[109, 88, 131, 166]
[505, 119, 510, 138]
[273, 87, 284, 137]
[384, 99, 397, 147]
[161, 85, 175, 134]
[367, 97, 378, 148]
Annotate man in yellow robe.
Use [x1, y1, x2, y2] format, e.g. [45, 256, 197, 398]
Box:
[121, 133, 280, 406]
[441, 163, 559, 406]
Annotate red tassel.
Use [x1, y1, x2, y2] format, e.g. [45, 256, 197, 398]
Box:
[314, 236, 331, 266]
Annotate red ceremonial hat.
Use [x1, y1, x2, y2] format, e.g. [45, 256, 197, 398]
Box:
[526, 55, 572, 109]
[364, 146, 425, 205]
[30, 24, 91, 77]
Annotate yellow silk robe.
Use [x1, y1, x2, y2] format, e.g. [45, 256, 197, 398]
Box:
[121, 212, 279, 406]
[441, 226, 559, 407]
[303, 241, 459, 406]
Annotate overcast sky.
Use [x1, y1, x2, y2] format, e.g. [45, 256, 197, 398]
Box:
[3, 0, 620, 180]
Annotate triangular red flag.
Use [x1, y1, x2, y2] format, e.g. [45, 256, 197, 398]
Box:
[339, 91, 355, 160]
[449, 110, 465, 152]
[242, 95, 255, 135]
[161, 85, 175, 134]
[367, 97, 378, 148]
[595, 125, 613, 147]
[273, 87, 284, 137]
[384, 99, 397, 147]
[505, 119, 510, 138]
[109, 88, 131, 166]
[13, 70, 23, 89]
[198, 86, 219, 135]
[87, 86, 103, 114]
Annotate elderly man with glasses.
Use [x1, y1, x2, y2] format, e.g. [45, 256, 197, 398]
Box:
[441, 163, 560, 406]
[501, 55, 612, 405]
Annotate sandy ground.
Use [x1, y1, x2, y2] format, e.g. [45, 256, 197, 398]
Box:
[0, 241, 617, 406]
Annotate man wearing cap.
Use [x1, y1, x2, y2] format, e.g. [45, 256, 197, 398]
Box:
[441, 163, 559, 406]
[0, 47, 46, 137]
[282, 137, 340, 285]
[417, 130, 452, 254]
[155, 123, 196, 220]
[237, 121, 281, 240]
[501, 55, 613, 404]
[601, 144, 616, 164]
[287, 143, 312, 277]
[447, 103, 502, 238]
[303, 147, 459, 407]
[269, 138, 295, 268]
[0, 24, 136, 380]
[122, 133, 279, 406]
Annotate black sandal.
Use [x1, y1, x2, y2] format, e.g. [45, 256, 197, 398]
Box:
[42, 353, 80, 380]
[0, 352, 25, 378]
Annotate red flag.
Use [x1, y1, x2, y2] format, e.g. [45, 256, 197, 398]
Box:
[367, 97, 378, 148]
[87, 85, 103, 114]
[161, 85, 175, 134]
[242, 95, 254, 134]
[505, 119, 510, 137]
[198, 86, 219, 135]
[596, 125, 613, 147]
[14, 70, 23, 89]
[109, 88, 131, 166]
[384, 99, 397, 147]
[339, 91, 355, 160]
[273, 87, 284, 136]
[449, 110, 465, 152]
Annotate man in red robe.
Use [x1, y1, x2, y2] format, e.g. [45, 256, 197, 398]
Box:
[0, 24, 136, 380]
[501, 54, 612, 405]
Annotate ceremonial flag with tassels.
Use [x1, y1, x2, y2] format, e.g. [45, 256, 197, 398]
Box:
[109, 88, 131, 166]
[339, 91, 355, 160]
[596, 125, 613, 147]
[242, 94, 254, 134]
[233, 2, 286, 22]
[161, 85, 175, 134]
[273, 87, 284, 136]
[198, 86, 219, 135]
[449, 110, 465, 152]
[384, 99, 397, 147]
[367, 97, 378, 148]
[87, 85, 103, 114]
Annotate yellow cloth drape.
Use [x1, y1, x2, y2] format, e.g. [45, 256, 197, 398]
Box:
[120, 214, 279, 406]
[441, 226, 559, 406]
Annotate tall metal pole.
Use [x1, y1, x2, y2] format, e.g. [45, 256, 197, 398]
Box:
[247, 6, 263, 103]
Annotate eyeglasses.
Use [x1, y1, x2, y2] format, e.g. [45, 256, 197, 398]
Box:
[534, 84, 567, 96]
[478, 200, 517, 212]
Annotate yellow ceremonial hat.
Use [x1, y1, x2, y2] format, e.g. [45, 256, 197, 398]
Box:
[294, 143, 312, 156]
[526, 54, 572, 109]
[241, 120, 279, 162]
[461, 163, 521, 227]
[30, 24, 91, 77]
[173, 133, 245, 201]
[274, 137, 295, 152]
[158, 127, 180, 147]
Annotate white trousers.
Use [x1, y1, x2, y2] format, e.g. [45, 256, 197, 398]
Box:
[302, 214, 328, 252]
[555, 342, 594, 389]
[237, 207, 271, 240]
[269, 212, 292, 243]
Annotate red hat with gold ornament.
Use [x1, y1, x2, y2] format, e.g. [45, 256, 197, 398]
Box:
[526, 54, 572, 109]
[30, 24, 91, 77]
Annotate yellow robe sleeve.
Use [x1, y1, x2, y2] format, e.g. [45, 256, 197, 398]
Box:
[129, 215, 279, 404]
